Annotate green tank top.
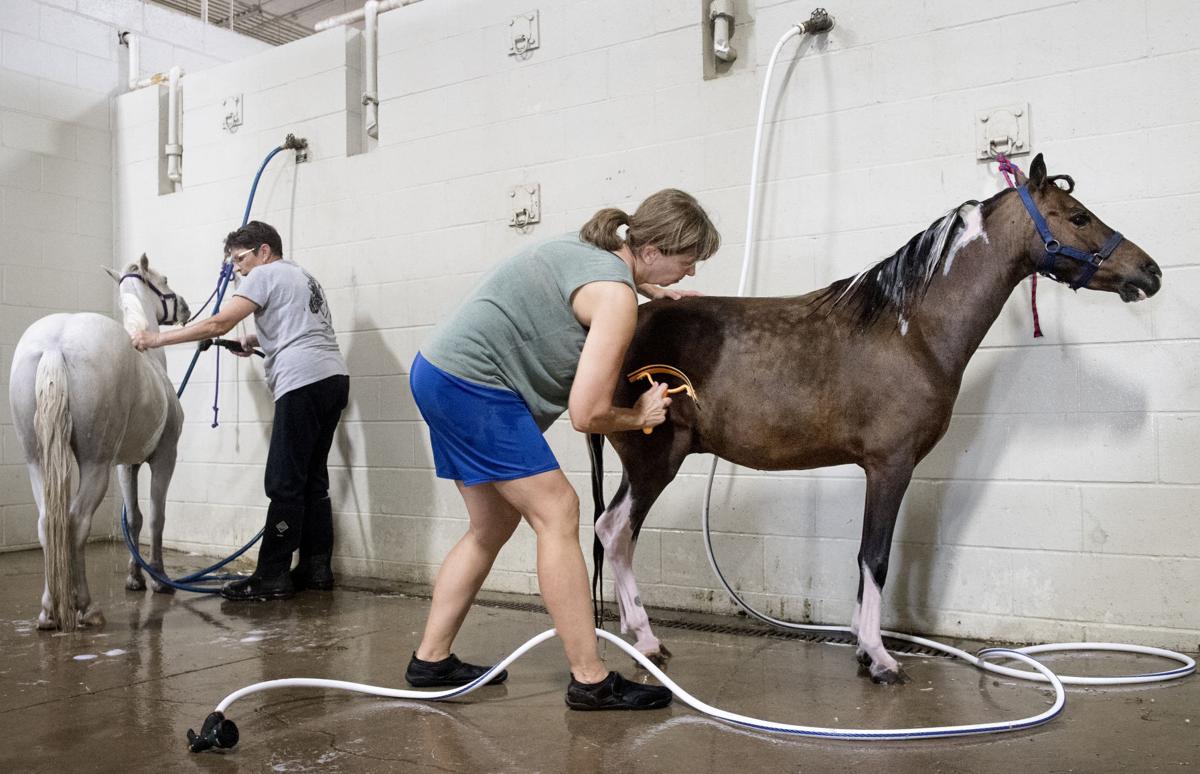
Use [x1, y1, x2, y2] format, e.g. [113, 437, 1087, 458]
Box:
[421, 234, 636, 431]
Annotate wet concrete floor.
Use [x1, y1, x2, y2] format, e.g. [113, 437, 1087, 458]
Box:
[1, 542, 1196, 773]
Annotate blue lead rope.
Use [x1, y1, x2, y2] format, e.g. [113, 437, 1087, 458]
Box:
[122, 143, 290, 594]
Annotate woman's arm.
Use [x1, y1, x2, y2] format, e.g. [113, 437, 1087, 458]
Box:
[567, 282, 671, 434]
[129, 296, 258, 351]
[637, 283, 704, 301]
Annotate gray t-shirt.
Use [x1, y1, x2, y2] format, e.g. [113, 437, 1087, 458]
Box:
[421, 234, 636, 431]
[234, 259, 348, 400]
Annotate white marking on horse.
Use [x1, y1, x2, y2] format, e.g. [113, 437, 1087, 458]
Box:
[595, 490, 661, 655]
[944, 203, 988, 275]
[855, 561, 900, 679]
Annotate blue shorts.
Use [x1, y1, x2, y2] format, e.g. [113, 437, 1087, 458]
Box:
[409, 352, 560, 486]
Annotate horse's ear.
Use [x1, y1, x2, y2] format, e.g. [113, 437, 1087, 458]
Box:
[139, 253, 150, 271]
[1028, 153, 1047, 190]
[103, 266, 121, 283]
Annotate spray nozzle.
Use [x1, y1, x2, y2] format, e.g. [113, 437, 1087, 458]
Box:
[186, 711, 240, 753]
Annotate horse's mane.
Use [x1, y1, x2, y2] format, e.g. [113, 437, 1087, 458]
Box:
[812, 199, 986, 330]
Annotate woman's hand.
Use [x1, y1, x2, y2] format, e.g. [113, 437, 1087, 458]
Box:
[634, 380, 672, 431]
[129, 329, 159, 352]
[638, 283, 704, 301]
[231, 334, 257, 358]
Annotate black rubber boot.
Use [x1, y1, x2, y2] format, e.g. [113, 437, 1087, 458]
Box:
[292, 497, 334, 591]
[565, 671, 672, 711]
[256, 502, 304, 577]
[222, 502, 302, 601]
[220, 572, 294, 601]
[405, 653, 508, 687]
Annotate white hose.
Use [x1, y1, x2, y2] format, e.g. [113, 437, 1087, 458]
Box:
[214, 627, 1070, 740]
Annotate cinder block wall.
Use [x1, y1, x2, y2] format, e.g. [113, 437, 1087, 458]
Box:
[115, 0, 1198, 649]
[0, 2, 266, 551]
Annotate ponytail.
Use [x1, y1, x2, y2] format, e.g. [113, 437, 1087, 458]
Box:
[580, 191, 720, 261]
[579, 208, 630, 251]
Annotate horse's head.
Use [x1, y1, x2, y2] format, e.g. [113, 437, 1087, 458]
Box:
[105, 254, 192, 325]
[1015, 154, 1161, 302]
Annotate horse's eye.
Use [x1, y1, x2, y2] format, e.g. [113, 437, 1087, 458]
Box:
[1069, 212, 1090, 227]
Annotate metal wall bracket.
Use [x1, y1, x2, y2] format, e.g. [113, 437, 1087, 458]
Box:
[222, 94, 243, 134]
[509, 184, 541, 229]
[976, 103, 1030, 159]
[509, 11, 540, 57]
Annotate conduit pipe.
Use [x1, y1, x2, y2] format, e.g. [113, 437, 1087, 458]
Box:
[312, 0, 424, 31]
[122, 32, 168, 91]
[313, 0, 426, 139]
[363, 0, 379, 138]
[710, 0, 737, 63]
[166, 65, 184, 191]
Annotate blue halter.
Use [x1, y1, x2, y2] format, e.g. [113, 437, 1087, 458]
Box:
[1014, 184, 1124, 291]
[120, 272, 181, 325]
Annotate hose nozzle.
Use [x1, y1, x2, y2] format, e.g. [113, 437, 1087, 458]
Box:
[798, 8, 834, 35]
[187, 711, 240, 753]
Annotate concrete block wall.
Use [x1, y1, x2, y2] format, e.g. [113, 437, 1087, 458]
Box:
[1, 1, 267, 552]
[114, 0, 1198, 649]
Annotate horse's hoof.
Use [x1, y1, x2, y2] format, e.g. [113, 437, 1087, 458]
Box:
[869, 664, 908, 685]
[37, 613, 56, 630]
[80, 607, 105, 628]
[149, 580, 175, 595]
[637, 643, 672, 669]
[125, 575, 146, 592]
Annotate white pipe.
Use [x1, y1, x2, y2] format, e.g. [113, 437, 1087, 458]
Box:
[363, 0, 379, 139]
[127, 32, 140, 90]
[313, 0, 423, 31]
[710, 0, 737, 63]
[166, 65, 183, 191]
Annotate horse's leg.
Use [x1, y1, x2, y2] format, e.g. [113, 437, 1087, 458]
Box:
[71, 462, 111, 627]
[145, 449, 177, 594]
[28, 463, 58, 630]
[117, 465, 147, 591]
[596, 432, 689, 665]
[850, 460, 914, 685]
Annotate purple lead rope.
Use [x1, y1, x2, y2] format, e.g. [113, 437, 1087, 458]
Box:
[995, 152, 1043, 339]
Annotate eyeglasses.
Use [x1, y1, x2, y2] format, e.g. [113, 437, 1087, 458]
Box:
[229, 248, 255, 264]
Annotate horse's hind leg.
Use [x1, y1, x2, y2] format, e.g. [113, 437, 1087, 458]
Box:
[117, 465, 147, 591]
[851, 459, 914, 685]
[71, 462, 111, 627]
[28, 463, 58, 630]
[597, 429, 689, 664]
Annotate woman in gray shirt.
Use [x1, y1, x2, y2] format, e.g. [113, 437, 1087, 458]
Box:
[132, 221, 349, 601]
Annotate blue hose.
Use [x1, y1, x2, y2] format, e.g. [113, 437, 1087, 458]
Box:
[123, 143, 290, 594]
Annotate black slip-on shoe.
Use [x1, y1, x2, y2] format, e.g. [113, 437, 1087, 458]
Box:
[405, 652, 508, 687]
[565, 671, 673, 711]
[220, 573, 294, 601]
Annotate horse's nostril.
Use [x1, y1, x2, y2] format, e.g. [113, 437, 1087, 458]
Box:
[1144, 261, 1162, 278]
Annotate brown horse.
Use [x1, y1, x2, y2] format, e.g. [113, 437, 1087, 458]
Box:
[592, 155, 1162, 683]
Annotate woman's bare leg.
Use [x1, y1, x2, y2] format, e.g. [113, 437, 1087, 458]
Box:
[415, 481, 521, 661]
[494, 470, 607, 684]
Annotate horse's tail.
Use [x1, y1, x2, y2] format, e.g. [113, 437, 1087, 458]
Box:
[587, 433, 606, 629]
[34, 351, 76, 632]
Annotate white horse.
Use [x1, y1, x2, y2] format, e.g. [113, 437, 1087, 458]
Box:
[8, 255, 191, 631]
